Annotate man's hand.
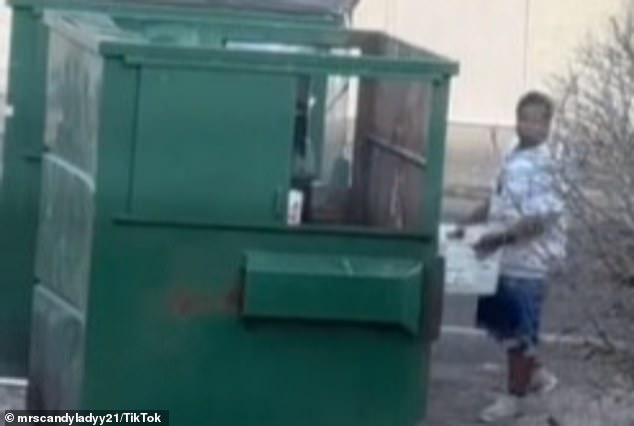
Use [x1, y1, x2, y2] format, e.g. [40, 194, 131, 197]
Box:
[446, 226, 466, 240]
[473, 233, 506, 260]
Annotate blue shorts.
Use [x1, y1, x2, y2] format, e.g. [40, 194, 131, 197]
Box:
[475, 275, 545, 352]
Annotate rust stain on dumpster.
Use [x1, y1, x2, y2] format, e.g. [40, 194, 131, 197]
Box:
[169, 285, 243, 318]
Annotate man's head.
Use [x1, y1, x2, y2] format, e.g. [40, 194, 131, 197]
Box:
[515, 91, 553, 148]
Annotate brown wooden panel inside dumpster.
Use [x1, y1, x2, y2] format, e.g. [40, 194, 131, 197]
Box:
[350, 79, 431, 232]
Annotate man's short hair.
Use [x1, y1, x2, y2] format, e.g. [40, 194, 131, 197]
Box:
[516, 91, 554, 120]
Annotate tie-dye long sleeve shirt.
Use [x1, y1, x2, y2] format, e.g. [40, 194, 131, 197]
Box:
[488, 142, 567, 279]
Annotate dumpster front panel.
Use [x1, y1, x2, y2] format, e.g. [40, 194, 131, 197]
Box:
[82, 227, 429, 426]
[130, 69, 296, 225]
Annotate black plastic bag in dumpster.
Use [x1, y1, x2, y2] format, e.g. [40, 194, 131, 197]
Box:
[95, 0, 360, 16]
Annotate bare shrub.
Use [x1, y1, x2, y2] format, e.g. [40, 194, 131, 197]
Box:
[547, 0, 634, 378]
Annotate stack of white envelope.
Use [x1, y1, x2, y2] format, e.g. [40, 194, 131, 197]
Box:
[439, 223, 502, 296]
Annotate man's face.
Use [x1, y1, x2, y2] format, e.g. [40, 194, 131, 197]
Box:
[516, 103, 551, 148]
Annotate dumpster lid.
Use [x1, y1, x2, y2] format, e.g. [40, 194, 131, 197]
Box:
[8, 0, 360, 18]
[102, 0, 360, 16]
[43, 10, 459, 78]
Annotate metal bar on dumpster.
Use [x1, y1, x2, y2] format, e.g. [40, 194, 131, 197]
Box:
[367, 135, 427, 169]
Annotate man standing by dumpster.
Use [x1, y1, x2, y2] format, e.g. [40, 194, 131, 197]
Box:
[450, 91, 567, 422]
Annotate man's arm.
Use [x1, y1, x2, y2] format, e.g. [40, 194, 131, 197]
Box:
[477, 215, 549, 248]
[507, 214, 552, 241]
[474, 166, 564, 255]
[472, 213, 555, 259]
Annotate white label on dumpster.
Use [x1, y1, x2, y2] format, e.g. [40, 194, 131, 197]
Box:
[439, 223, 502, 295]
[225, 41, 316, 54]
[287, 189, 304, 226]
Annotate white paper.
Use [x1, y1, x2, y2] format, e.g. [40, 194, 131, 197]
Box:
[439, 223, 502, 295]
[287, 190, 304, 226]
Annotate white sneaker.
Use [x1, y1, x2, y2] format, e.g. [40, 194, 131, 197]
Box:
[479, 394, 521, 423]
[530, 367, 559, 395]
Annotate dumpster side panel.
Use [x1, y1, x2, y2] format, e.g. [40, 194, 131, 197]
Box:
[28, 276, 86, 410]
[35, 30, 101, 310]
[0, 7, 47, 376]
[27, 30, 102, 409]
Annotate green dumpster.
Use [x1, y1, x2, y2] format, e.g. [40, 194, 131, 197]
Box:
[0, 0, 347, 377]
[28, 9, 458, 425]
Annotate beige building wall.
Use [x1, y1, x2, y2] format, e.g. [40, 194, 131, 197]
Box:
[353, 0, 624, 126]
[354, 0, 526, 126]
[524, 0, 624, 90]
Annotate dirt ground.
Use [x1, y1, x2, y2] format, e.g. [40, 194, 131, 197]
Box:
[427, 331, 634, 426]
